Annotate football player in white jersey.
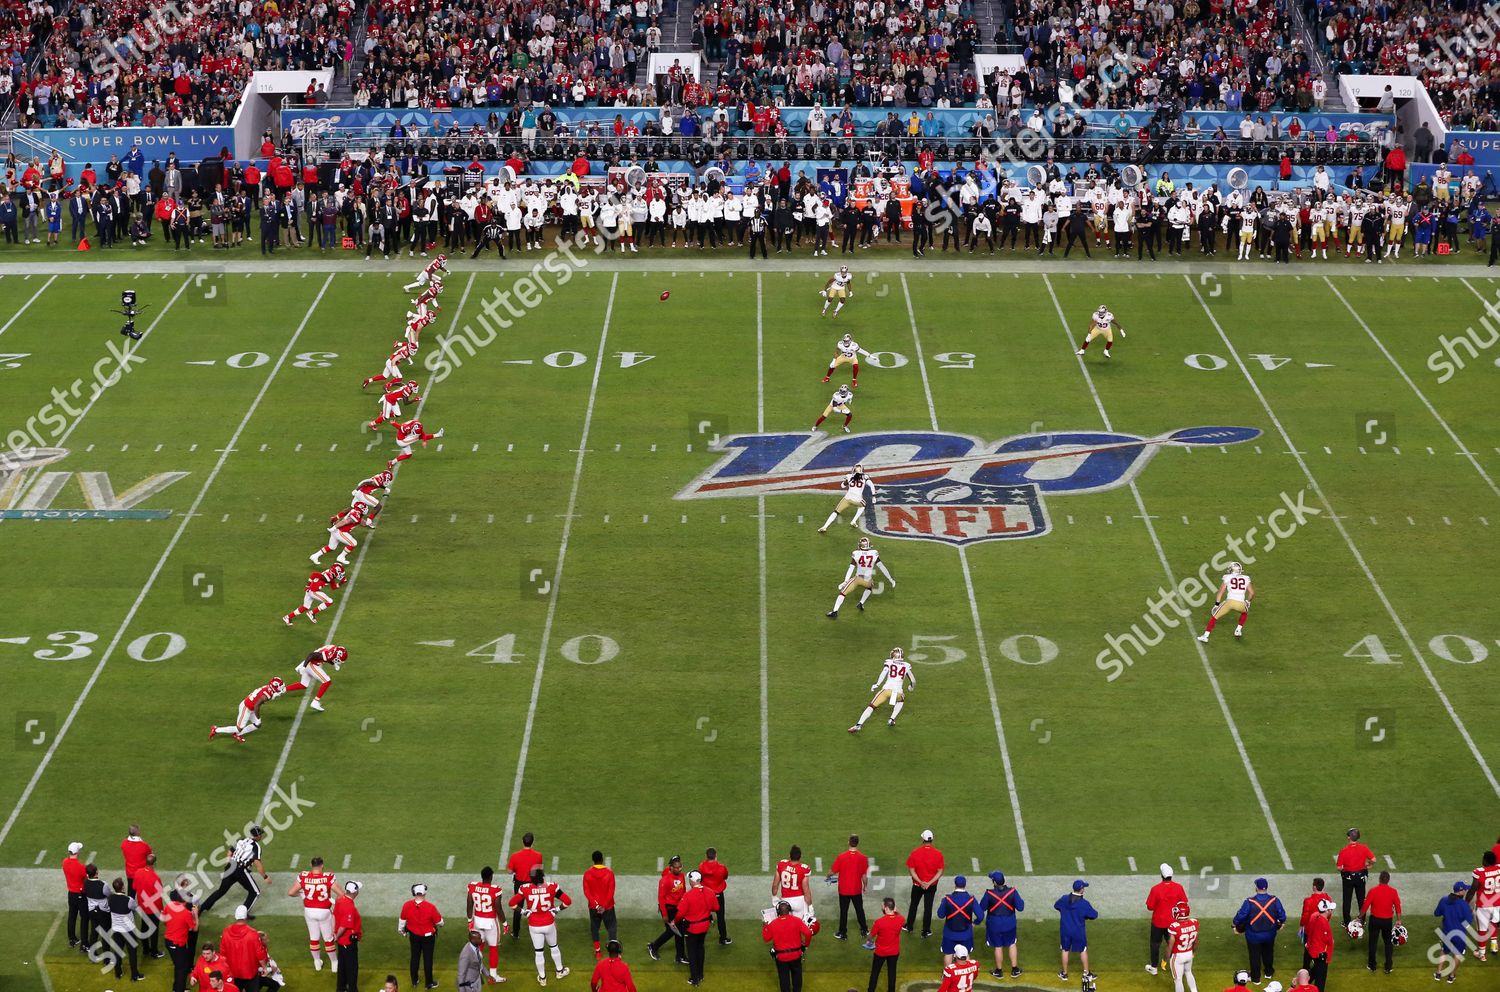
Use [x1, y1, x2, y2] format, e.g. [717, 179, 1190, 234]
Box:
[1384, 197, 1409, 258]
[827, 536, 896, 618]
[814, 384, 855, 433]
[1075, 305, 1123, 359]
[1198, 561, 1254, 641]
[849, 647, 915, 731]
[823, 333, 871, 387]
[818, 464, 871, 532]
[821, 265, 854, 317]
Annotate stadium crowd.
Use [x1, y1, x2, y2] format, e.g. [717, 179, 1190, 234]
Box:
[55, 823, 1500, 992]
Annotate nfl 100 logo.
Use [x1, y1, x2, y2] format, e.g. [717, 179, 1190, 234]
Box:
[676, 426, 1262, 546]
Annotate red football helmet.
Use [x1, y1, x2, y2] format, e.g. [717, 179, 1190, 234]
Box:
[1172, 901, 1191, 921]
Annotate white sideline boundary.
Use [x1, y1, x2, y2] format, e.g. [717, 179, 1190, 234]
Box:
[899, 273, 1032, 873]
[257, 273, 480, 823]
[0, 273, 336, 849]
[755, 272, 771, 872]
[499, 272, 619, 858]
[1186, 274, 1500, 799]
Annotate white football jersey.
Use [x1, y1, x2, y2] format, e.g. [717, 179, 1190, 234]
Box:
[831, 387, 853, 407]
[1093, 309, 1114, 329]
[1221, 571, 1252, 601]
[836, 337, 860, 358]
[843, 474, 866, 500]
[876, 657, 912, 690]
[831, 271, 853, 289]
[850, 547, 882, 579]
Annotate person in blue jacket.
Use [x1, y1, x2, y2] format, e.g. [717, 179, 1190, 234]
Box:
[936, 875, 982, 964]
[979, 871, 1023, 979]
[1054, 879, 1098, 982]
[1232, 877, 1285, 984]
[1434, 881, 1475, 983]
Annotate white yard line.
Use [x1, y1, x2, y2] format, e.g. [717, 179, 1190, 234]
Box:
[1328, 277, 1500, 500]
[1044, 274, 1293, 870]
[0, 273, 336, 849]
[257, 272, 479, 822]
[756, 272, 771, 872]
[500, 272, 619, 858]
[0, 273, 58, 338]
[899, 273, 1032, 873]
[1187, 274, 1500, 799]
[34, 909, 63, 992]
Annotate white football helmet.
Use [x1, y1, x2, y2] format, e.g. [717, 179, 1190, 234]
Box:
[839, 265, 849, 274]
[858, 537, 872, 551]
[1229, 561, 1243, 575]
[841, 333, 853, 343]
[1095, 304, 1108, 316]
[891, 647, 904, 660]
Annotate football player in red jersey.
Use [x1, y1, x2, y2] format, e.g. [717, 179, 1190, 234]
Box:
[370, 380, 420, 432]
[773, 847, 814, 917]
[1470, 850, 1500, 959]
[406, 306, 436, 347]
[283, 564, 346, 626]
[287, 855, 338, 971]
[312, 504, 373, 566]
[287, 645, 347, 712]
[467, 866, 510, 981]
[363, 341, 418, 390]
[209, 678, 287, 742]
[937, 944, 979, 992]
[1165, 903, 1200, 992]
[403, 256, 448, 292]
[509, 868, 572, 986]
[390, 419, 444, 467]
[412, 284, 442, 311]
[350, 469, 393, 519]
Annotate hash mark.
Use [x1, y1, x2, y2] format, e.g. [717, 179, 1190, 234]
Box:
[260, 444, 268, 453]
[680, 514, 687, 524]
[34, 850, 45, 865]
[1434, 854, 1446, 869]
[650, 444, 657, 452]
[410, 515, 419, 523]
[1127, 857, 1137, 872]
[1444, 516, 1451, 526]
[393, 854, 403, 870]
[526, 514, 534, 524]
[1407, 516, 1415, 526]
[1067, 515, 1074, 525]
[329, 444, 338, 452]
[642, 514, 649, 523]
[543, 444, 549, 452]
[446, 856, 456, 870]
[487, 514, 494, 524]
[1182, 516, 1189, 525]
[295, 514, 304, 524]
[1370, 517, 1378, 525]
[155, 444, 163, 452]
[1179, 856, 1190, 872]
[472, 444, 479, 452]
[449, 513, 457, 524]
[1231, 856, 1242, 871]
[121, 443, 129, 452]
[1482, 517, 1491, 526]
[614, 444, 622, 452]
[221, 514, 230, 523]
[603, 515, 610, 524]
[1220, 516, 1228, 525]
[1323, 446, 1331, 454]
[1384, 855, 1396, 869]
[342, 854, 352, 869]
[1254, 446, 1262, 454]
[1427, 447, 1435, 455]
[1076, 857, 1086, 872]
[259, 514, 267, 523]
[290, 854, 300, 869]
[295, 443, 303, 452]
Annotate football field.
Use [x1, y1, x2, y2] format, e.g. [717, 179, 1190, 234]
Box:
[2, 257, 1499, 992]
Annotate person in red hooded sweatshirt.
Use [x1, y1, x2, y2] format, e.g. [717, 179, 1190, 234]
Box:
[121, 824, 153, 896]
[219, 906, 269, 992]
[1302, 896, 1334, 991]
[1144, 864, 1188, 976]
[589, 941, 635, 992]
[134, 853, 166, 959]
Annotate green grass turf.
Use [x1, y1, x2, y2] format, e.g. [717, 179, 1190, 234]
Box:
[0, 265, 1498, 992]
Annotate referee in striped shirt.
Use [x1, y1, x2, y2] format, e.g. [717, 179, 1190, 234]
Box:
[201, 827, 269, 919]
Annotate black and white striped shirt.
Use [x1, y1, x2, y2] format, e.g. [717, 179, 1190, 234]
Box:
[228, 837, 261, 871]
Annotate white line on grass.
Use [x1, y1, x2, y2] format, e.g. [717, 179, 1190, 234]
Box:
[257, 272, 479, 822]
[0, 273, 336, 849]
[34, 909, 62, 992]
[1327, 277, 1500, 500]
[899, 273, 1032, 872]
[1186, 274, 1500, 799]
[1044, 274, 1294, 870]
[756, 272, 771, 872]
[500, 272, 619, 858]
[0, 274, 58, 339]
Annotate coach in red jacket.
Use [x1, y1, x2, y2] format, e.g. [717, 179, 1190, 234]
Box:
[219, 907, 268, 992]
[676, 872, 717, 986]
[1145, 864, 1188, 975]
[399, 883, 444, 989]
[763, 902, 816, 992]
[1302, 898, 1334, 991]
[589, 941, 636, 992]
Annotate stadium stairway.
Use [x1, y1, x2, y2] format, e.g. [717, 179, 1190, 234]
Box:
[325, 4, 373, 105]
[975, 0, 1010, 49]
[667, 0, 697, 51]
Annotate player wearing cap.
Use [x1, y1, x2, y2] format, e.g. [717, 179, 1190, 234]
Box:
[936, 876, 983, 965]
[1166, 903, 1201, 992]
[905, 831, 945, 938]
[1335, 828, 1376, 926]
[1232, 877, 1285, 984]
[1436, 882, 1476, 982]
[334, 880, 363, 992]
[399, 883, 444, 989]
[1145, 864, 1189, 975]
[979, 872, 1023, 978]
[676, 870, 717, 985]
[1359, 870, 1401, 974]
[1053, 880, 1097, 983]
[1224, 970, 1252, 991]
[1302, 896, 1334, 991]
[937, 944, 979, 992]
[829, 836, 870, 942]
[647, 856, 687, 965]
[1467, 850, 1499, 960]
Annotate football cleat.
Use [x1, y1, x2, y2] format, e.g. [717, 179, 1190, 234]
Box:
[556, 969, 569, 979]
[822, 376, 830, 382]
[848, 725, 861, 733]
[282, 616, 293, 627]
[208, 726, 217, 740]
[826, 610, 839, 619]
[310, 700, 325, 712]
[308, 613, 318, 624]
[856, 601, 864, 612]
[1235, 627, 1243, 638]
[1197, 632, 1210, 642]
[232, 733, 246, 743]
[1075, 348, 1085, 356]
[842, 426, 850, 433]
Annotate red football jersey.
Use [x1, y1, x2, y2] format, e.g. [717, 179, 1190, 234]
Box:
[1167, 918, 1200, 955]
[469, 881, 503, 919]
[511, 881, 569, 927]
[296, 870, 336, 909]
[396, 421, 431, 445]
[937, 958, 979, 992]
[1473, 864, 1500, 908]
[775, 860, 811, 898]
[245, 681, 282, 709]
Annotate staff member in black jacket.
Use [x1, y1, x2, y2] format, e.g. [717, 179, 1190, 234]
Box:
[839, 203, 859, 255]
[201, 826, 269, 918]
[772, 199, 794, 253]
[910, 200, 931, 257]
[259, 199, 280, 255]
[84, 863, 110, 958]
